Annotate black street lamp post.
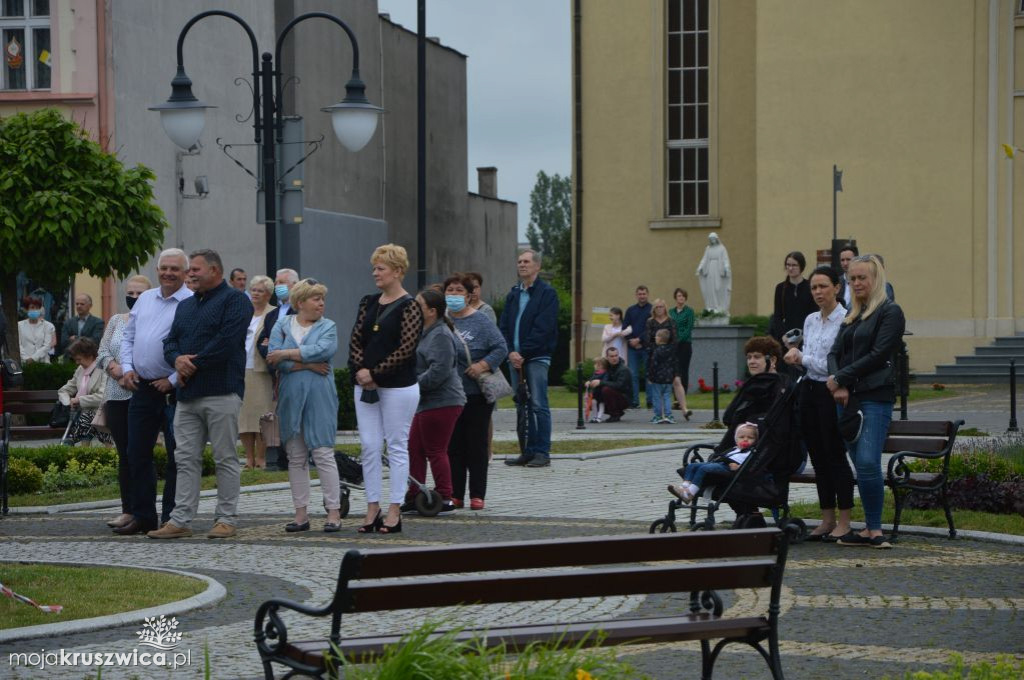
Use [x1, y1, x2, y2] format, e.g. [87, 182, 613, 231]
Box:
[150, 10, 382, 275]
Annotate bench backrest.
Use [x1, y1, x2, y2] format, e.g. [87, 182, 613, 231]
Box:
[2, 390, 60, 415]
[333, 528, 787, 616]
[882, 420, 962, 456]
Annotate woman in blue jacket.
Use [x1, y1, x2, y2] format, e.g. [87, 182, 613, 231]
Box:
[267, 279, 342, 533]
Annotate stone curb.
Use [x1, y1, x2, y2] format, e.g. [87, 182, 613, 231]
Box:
[9, 479, 323, 515]
[0, 562, 226, 643]
[804, 519, 1024, 547]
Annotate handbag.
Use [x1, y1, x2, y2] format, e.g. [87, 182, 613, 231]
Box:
[91, 403, 111, 434]
[259, 410, 281, 447]
[457, 336, 513, 404]
[837, 394, 864, 444]
[49, 403, 71, 429]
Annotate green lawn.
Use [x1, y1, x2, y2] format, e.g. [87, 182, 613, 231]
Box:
[787, 495, 1024, 536]
[0, 563, 206, 630]
[498, 386, 959, 410]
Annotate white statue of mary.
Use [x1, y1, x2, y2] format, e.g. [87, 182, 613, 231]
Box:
[696, 232, 732, 315]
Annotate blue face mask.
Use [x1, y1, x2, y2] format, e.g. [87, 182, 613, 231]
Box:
[27, 309, 42, 320]
[274, 284, 289, 300]
[445, 295, 466, 313]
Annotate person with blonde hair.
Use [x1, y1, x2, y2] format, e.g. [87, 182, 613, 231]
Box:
[268, 278, 342, 532]
[98, 273, 152, 530]
[349, 244, 424, 533]
[239, 274, 276, 469]
[827, 254, 905, 549]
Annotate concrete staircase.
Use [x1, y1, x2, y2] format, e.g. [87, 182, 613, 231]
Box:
[918, 333, 1024, 384]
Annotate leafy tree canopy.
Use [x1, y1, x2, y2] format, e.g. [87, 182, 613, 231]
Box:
[525, 170, 571, 282]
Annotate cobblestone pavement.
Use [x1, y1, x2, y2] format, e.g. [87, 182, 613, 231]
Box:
[3, 442, 1024, 678]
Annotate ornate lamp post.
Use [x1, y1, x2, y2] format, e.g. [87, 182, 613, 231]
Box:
[150, 10, 382, 274]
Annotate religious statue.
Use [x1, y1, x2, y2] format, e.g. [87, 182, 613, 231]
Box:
[696, 232, 732, 315]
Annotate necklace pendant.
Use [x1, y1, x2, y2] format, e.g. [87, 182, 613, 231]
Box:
[373, 323, 380, 332]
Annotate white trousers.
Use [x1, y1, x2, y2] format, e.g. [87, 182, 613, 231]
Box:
[284, 433, 340, 511]
[354, 384, 419, 504]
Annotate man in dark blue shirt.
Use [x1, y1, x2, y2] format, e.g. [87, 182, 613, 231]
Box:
[148, 249, 252, 540]
[623, 285, 652, 409]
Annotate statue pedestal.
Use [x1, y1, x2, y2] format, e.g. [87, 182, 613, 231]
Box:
[688, 325, 757, 392]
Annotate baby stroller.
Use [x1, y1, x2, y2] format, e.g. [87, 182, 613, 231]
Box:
[333, 451, 447, 518]
[650, 375, 808, 541]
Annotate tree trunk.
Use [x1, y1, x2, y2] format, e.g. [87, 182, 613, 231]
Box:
[3, 274, 21, 362]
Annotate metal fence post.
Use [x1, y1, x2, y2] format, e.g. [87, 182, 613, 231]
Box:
[712, 361, 720, 423]
[1009, 359, 1019, 433]
[576, 363, 586, 430]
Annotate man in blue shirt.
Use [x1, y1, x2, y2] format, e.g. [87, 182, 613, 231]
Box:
[148, 249, 252, 540]
[499, 249, 559, 467]
[623, 285, 652, 409]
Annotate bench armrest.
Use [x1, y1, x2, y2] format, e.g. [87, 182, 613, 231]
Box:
[886, 449, 949, 483]
[683, 443, 718, 465]
[254, 597, 334, 657]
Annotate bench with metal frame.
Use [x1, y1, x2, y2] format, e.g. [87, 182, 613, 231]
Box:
[2, 389, 64, 440]
[254, 528, 791, 680]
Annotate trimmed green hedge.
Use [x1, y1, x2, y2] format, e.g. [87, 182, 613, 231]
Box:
[22, 360, 76, 390]
[10, 444, 215, 480]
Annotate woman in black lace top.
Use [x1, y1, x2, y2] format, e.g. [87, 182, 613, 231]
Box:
[348, 244, 424, 534]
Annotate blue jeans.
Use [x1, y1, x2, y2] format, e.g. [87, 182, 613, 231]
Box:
[649, 383, 672, 419]
[125, 381, 177, 527]
[683, 461, 732, 490]
[511, 360, 551, 461]
[839, 399, 892, 531]
[627, 345, 648, 407]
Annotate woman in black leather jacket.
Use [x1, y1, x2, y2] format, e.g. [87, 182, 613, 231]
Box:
[827, 255, 905, 549]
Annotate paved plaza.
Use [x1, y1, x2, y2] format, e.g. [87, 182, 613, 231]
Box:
[1, 386, 1022, 679]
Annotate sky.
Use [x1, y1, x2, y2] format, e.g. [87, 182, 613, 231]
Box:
[376, 0, 571, 240]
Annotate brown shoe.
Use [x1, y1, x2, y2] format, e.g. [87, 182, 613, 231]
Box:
[147, 522, 193, 539]
[207, 522, 237, 539]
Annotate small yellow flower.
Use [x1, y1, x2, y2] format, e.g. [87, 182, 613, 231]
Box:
[576, 669, 594, 680]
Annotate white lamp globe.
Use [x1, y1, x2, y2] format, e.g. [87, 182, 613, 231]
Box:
[324, 102, 383, 152]
[158, 107, 208, 151]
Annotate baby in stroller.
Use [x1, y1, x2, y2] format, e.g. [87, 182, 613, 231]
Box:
[669, 422, 757, 503]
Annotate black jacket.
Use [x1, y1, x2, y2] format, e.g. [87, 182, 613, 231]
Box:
[498, 277, 559, 360]
[827, 300, 905, 403]
[600, 360, 632, 396]
[720, 371, 788, 453]
[647, 343, 677, 384]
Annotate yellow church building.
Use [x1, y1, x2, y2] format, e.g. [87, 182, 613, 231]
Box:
[572, 0, 1024, 376]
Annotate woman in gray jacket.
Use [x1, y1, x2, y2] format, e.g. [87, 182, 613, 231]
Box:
[402, 289, 466, 514]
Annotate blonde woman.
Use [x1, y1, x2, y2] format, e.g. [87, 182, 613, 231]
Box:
[348, 244, 424, 534]
[827, 255, 905, 549]
[239, 275, 276, 469]
[267, 279, 342, 532]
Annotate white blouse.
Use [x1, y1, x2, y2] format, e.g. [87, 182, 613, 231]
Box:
[800, 304, 846, 382]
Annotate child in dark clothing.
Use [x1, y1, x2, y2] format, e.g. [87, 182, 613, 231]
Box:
[647, 328, 677, 424]
[669, 422, 758, 502]
[586, 357, 609, 423]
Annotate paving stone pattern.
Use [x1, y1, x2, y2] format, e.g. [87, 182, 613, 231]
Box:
[2, 443, 1023, 678]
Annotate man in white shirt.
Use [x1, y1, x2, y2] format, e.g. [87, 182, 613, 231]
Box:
[113, 249, 193, 535]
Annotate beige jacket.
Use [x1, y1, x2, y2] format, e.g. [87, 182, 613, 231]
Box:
[57, 362, 108, 410]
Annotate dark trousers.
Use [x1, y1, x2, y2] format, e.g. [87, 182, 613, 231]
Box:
[105, 399, 131, 514]
[125, 381, 178, 527]
[675, 341, 692, 392]
[448, 395, 492, 501]
[593, 385, 628, 417]
[800, 379, 854, 510]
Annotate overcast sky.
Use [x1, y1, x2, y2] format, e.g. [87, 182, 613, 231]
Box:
[376, 0, 571, 240]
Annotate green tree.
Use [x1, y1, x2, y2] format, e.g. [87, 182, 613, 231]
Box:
[0, 108, 167, 359]
[525, 170, 572, 281]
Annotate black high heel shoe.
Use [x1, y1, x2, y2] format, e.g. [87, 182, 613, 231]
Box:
[379, 517, 402, 534]
[357, 510, 382, 534]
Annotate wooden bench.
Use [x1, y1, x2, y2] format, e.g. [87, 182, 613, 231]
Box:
[790, 419, 964, 540]
[254, 528, 790, 680]
[2, 389, 64, 440]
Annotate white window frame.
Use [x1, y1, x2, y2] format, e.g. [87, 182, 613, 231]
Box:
[666, 0, 710, 217]
[1, 0, 51, 91]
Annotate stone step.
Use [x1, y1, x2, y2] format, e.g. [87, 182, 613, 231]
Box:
[953, 355, 1024, 366]
[975, 346, 1024, 357]
[992, 336, 1024, 348]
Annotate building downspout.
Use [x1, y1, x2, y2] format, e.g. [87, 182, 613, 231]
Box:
[987, 0, 998, 325]
[96, 0, 114, 321]
[1005, 3, 1014, 324]
[572, 0, 584, 364]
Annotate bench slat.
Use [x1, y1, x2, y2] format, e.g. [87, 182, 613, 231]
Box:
[886, 420, 953, 437]
[883, 437, 949, 454]
[3, 390, 60, 401]
[283, 615, 772, 666]
[346, 560, 777, 613]
[4, 404, 58, 414]
[354, 528, 781, 579]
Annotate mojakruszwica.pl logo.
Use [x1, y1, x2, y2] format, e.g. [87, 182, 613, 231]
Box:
[7, 615, 192, 671]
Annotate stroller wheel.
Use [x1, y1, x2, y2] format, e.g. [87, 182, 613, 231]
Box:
[780, 517, 807, 544]
[338, 495, 350, 519]
[649, 518, 677, 534]
[415, 489, 445, 517]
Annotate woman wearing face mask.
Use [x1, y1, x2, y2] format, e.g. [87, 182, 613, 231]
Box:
[445, 273, 508, 510]
[97, 274, 152, 530]
[18, 296, 56, 364]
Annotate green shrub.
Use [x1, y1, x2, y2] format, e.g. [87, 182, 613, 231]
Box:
[729, 314, 771, 336]
[7, 457, 44, 494]
[41, 458, 118, 492]
[333, 367, 356, 430]
[11, 445, 115, 473]
[886, 653, 1024, 679]
[153, 445, 215, 478]
[21, 360, 77, 390]
[562, 358, 596, 392]
[909, 438, 1024, 482]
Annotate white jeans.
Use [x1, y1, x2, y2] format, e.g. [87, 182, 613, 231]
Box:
[284, 433, 340, 511]
[354, 384, 419, 504]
